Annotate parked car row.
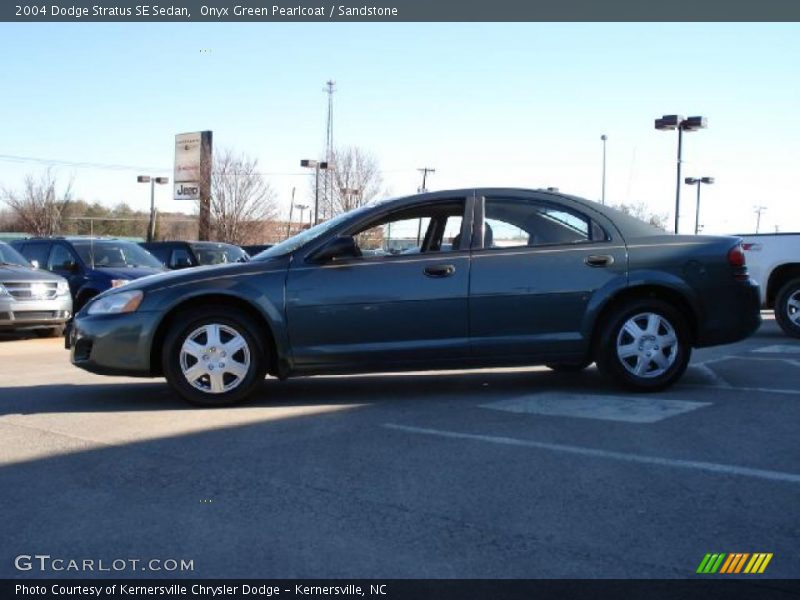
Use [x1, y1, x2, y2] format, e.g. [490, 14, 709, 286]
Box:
[2, 238, 274, 335]
[0, 241, 72, 336]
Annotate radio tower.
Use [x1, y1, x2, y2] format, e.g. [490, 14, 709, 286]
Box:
[323, 79, 336, 219]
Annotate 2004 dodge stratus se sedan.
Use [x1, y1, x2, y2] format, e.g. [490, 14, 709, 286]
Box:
[68, 189, 761, 406]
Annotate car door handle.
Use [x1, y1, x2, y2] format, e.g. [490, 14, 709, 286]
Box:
[585, 255, 614, 267]
[424, 264, 456, 278]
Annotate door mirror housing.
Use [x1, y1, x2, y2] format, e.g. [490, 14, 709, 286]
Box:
[310, 236, 360, 262]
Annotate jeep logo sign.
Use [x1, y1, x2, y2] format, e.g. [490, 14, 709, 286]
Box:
[174, 131, 211, 201]
[174, 182, 200, 200]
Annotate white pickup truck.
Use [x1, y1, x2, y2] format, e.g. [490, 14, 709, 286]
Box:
[740, 233, 800, 337]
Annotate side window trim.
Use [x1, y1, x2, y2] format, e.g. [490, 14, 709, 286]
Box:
[477, 196, 610, 251]
[340, 198, 470, 261]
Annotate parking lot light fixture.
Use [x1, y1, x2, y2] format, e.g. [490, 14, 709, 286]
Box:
[685, 176, 714, 235]
[301, 159, 331, 225]
[655, 114, 708, 234]
[138, 175, 169, 242]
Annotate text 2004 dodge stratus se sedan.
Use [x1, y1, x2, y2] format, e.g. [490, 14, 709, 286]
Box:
[68, 189, 761, 406]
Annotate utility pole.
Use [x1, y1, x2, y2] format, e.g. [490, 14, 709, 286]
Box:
[754, 205, 767, 234]
[417, 167, 435, 193]
[600, 134, 607, 205]
[323, 80, 336, 220]
[288, 188, 296, 235]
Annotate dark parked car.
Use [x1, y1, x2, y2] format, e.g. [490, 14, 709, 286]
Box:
[242, 244, 273, 257]
[140, 241, 249, 269]
[69, 188, 761, 406]
[12, 237, 165, 311]
[0, 241, 72, 336]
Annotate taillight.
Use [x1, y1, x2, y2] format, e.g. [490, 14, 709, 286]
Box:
[728, 244, 746, 267]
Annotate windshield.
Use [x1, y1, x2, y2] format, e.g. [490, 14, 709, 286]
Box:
[73, 241, 165, 269]
[253, 204, 375, 260]
[0, 241, 31, 267]
[190, 243, 248, 265]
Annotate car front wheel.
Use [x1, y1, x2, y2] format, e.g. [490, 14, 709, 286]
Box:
[595, 299, 691, 392]
[163, 308, 267, 406]
[774, 278, 800, 338]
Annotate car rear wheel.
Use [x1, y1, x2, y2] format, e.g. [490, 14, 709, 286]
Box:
[774, 278, 800, 338]
[595, 299, 691, 392]
[162, 307, 267, 407]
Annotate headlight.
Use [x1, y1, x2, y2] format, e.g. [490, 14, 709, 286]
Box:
[56, 281, 70, 296]
[0, 284, 9, 297]
[111, 279, 130, 288]
[87, 290, 144, 315]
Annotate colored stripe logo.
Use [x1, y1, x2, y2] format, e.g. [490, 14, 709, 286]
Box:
[696, 553, 773, 574]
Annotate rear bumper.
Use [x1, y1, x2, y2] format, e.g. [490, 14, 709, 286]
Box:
[695, 279, 762, 347]
[0, 297, 72, 330]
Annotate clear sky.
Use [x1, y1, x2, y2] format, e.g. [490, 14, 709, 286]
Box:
[0, 22, 798, 234]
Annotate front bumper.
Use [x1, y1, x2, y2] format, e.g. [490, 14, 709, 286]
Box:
[0, 296, 72, 330]
[69, 310, 159, 377]
[695, 279, 762, 347]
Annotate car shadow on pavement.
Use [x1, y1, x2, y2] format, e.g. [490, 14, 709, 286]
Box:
[0, 367, 622, 416]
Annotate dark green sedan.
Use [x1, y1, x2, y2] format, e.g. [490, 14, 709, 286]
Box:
[68, 188, 761, 406]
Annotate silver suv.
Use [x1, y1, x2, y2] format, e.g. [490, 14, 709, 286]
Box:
[0, 241, 72, 337]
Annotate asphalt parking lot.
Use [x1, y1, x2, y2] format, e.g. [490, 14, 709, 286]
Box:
[1, 314, 798, 579]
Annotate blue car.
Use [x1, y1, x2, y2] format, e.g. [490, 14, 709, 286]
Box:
[67, 189, 761, 406]
[12, 237, 165, 311]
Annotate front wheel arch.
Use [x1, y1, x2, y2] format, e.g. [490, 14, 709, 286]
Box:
[150, 294, 280, 377]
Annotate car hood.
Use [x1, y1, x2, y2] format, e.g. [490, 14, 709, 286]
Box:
[0, 265, 66, 282]
[98, 258, 286, 294]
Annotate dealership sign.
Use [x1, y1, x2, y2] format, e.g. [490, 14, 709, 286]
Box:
[173, 131, 211, 200]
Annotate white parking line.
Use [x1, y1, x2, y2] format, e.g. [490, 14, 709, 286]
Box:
[383, 423, 800, 485]
[680, 384, 800, 396]
[481, 394, 709, 423]
[753, 345, 800, 354]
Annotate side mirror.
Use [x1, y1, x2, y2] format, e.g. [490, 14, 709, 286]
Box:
[67, 262, 80, 273]
[310, 236, 360, 262]
[30, 260, 39, 270]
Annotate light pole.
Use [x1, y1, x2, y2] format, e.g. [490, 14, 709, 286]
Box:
[600, 134, 607, 205]
[655, 114, 708, 234]
[684, 176, 714, 235]
[301, 159, 331, 225]
[295, 204, 309, 227]
[137, 175, 169, 242]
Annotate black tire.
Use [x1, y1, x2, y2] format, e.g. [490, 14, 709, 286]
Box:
[595, 298, 691, 392]
[162, 306, 267, 407]
[35, 326, 65, 338]
[774, 278, 800, 338]
[546, 360, 592, 372]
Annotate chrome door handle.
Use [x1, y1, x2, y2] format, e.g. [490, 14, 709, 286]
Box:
[585, 255, 614, 267]
[424, 264, 456, 278]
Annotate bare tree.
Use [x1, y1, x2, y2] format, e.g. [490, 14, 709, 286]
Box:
[210, 149, 279, 244]
[309, 146, 383, 220]
[613, 202, 669, 231]
[2, 170, 73, 235]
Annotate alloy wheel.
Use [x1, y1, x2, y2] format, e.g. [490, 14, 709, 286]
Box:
[615, 312, 678, 379]
[179, 323, 251, 394]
